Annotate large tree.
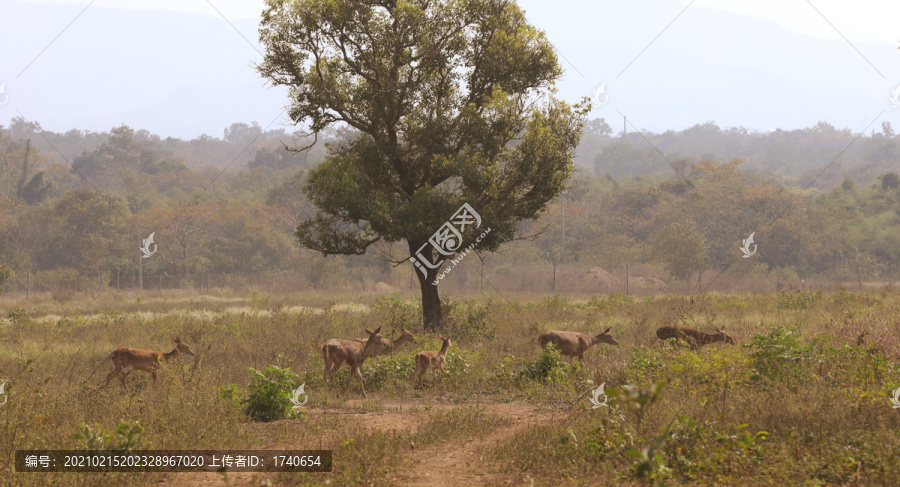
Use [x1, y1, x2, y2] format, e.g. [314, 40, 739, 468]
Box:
[258, 0, 585, 329]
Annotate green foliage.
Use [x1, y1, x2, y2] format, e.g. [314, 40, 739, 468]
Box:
[373, 294, 421, 330]
[7, 307, 31, 325]
[542, 293, 570, 313]
[0, 264, 10, 294]
[832, 289, 876, 308]
[578, 293, 636, 310]
[776, 289, 823, 309]
[624, 346, 666, 383]
[219, 384, 242, 407]
[747, 327, 822, 384]
[650, 220, 709, 282]
[242, 365, 298, 422]
[518, 345, 578, 383]
[72, 420, 144, 451]
[443, 300, 496, 341]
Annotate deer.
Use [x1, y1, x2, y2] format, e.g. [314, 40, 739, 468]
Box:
[354, 327, 417, 357]
[103, 337, 196, 391]
[537, 328, 619, 362]
[321, 326, 388, 398]
[413, 335, 451, 388]
[656, 325, 735, 350]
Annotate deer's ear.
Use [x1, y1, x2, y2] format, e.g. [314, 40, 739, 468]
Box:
[602, 327, 611, 334]
[374, 326, 382, 334]
[174, 337, 181, 343]
[364, 328, 373, 335]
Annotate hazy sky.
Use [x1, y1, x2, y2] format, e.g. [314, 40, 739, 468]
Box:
[2, 0, 899, 139]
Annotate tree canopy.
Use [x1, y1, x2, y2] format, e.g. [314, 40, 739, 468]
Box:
[259, 0, 587, 328]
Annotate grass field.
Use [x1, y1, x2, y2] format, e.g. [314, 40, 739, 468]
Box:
[1, 288, 900, 486]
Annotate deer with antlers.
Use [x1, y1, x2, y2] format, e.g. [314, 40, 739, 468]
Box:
[537, 328, 619, 362]
[103, 337, 196, 391]
[322, 327, 388, 397]
[656, 326, 735, 350]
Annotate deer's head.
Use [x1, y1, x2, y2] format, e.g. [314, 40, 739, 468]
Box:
[400, 327, 418, 345]
[174, 337, 197, 356]
[714, 328, 735, 345]
[363, 327, 388, 357]
[595, 327, 619, 346]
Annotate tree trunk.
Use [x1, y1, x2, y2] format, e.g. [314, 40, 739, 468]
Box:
[552, 260, 557, 292]
[409, 238, 443, 330]
[417, 271, 443, 330]
[625, 264, 629, 295]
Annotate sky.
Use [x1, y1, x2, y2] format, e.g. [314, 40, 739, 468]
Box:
[1, 0, 899, 139]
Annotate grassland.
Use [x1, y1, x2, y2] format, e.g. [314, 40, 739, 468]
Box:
[1, 288, 900, 486]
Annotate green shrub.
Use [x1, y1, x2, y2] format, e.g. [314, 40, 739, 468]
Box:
[444, 299, 497, 341]
[747, 327, 823, 384]
[243, 365, 298, 422]
[373, 294, 421, 330]
[72, 420, 144, 451]
[519, 345, 578, 383]
[0, 264, 10, 294]
[7, 307, 32, 325]
[776, 288, 822, 309]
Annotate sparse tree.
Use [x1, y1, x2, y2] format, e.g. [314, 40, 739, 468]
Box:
[258, 0, 586, 329]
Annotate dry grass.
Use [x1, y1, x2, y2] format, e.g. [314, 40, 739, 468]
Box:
[1, 288, 899, 485]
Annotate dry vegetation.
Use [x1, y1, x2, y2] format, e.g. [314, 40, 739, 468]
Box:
[1, 287, 900, 486]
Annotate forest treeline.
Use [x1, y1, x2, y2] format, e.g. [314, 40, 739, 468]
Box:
[1, 116, 899, 292]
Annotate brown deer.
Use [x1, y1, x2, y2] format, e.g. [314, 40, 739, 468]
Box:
[322, 327, 388, 397]
[354, 327, 417, 356]
[656, 326, 735, 350]
[537, 328, 618, 361]
[103, 337, 196, 391]
[413, 335, 451, 388]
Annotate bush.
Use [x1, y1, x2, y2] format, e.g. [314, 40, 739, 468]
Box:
[776, 289, 822, 309]
[519, 345, 578, 383]
[747, 327, 823, 385]
[0, 264, 10, 295]
[72, 420, 144, 451]
[7, 307, 32, 326]
[243, 365, 298, 422]
[443, 299, 497, 342]
[373, 294, 421, 330]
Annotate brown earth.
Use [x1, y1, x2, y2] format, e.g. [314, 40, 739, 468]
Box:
[164, 398, 564, 487]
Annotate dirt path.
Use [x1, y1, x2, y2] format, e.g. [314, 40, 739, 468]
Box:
[164, 398, 563, 487]
[390, 402, 563, 486]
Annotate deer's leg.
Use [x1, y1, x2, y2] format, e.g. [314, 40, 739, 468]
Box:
[103, 366, 121, 388]
[329, 359, 345, 385]
[323, 358, 330, 384]
[352, 366, 366, 398]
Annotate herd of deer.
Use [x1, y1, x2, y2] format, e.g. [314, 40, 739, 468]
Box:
[101, 325, 735, 396]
